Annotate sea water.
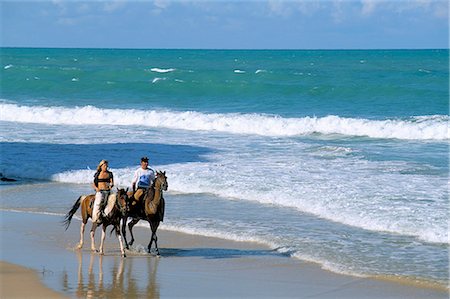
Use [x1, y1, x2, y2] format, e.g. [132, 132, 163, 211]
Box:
[0, 48, 448, 287]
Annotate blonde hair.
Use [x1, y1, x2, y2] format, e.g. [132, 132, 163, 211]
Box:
[96, 160, 108, 172]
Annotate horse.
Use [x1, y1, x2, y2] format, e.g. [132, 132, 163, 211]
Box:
[63, 188, 128, 257]
[122, 171, 168, 255]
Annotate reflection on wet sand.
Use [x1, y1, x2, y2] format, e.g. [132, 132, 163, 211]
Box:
[65, 251, 160, 298]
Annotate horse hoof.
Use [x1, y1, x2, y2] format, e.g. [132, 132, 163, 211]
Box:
[122, 254, 127, 258]
[76, 244, 83, 250]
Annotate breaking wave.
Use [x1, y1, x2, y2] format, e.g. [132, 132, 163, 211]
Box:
[1, 103, 448, 140]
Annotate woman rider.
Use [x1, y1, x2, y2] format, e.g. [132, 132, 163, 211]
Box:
[92, 160, 114, 224]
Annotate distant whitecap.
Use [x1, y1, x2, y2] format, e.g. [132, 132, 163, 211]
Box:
[152, 77, 166, 83]
[418, 68, 431, 73]
[150, 68, 175, 73]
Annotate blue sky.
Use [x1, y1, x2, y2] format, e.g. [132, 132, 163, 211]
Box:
[1, 0, 448, 49]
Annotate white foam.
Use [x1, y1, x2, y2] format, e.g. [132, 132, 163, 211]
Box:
[45, 158, 448, 245]
[234, 69, 246, 74]
[290, 252, 369, 278]
[151, 77, 166, 83]
[160, 223, 268, 245]
[50, 167, 135, 189]
[4, 64, 13, 69]
[1, 103, 448, 140]
[150, 68, 175, 73]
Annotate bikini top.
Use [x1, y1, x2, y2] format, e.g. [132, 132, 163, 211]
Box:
[94, 171, 113, 187]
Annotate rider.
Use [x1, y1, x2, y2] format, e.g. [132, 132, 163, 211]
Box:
[92, 159, 114, 224]
[131, 156, 156, 204]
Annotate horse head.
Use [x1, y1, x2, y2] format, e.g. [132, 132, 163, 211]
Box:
[116, 188, 129, 215]
[155, 171, 168, 191]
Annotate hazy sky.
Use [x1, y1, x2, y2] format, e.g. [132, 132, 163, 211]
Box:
[1, 0, 448, 49]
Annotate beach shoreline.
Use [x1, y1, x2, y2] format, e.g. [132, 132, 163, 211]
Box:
[0, 261, 67, 299]
[0, 210, 447, 298]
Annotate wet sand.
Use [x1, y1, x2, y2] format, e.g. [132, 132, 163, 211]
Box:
[0, 210, 447, 298]
[0, 261, 66, 298]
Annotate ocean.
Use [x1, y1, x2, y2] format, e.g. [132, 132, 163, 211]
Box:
[0, 48, 448, 288]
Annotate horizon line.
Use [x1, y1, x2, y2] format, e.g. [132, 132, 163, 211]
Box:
[1, 46, 448, 51]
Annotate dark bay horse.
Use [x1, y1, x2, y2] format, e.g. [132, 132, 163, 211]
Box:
[63, 188, 128, 257]
[122, 171, 168, 255]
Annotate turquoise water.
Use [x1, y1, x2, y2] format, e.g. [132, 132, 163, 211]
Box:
[1, 48, 447, 117]
[0, 48, 448, 287]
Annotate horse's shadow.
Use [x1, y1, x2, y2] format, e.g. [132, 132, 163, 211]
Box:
[159, 248, 285, 259]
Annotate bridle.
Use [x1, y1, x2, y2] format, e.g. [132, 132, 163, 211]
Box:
[153, 175, 167, 192]
[115, 190, 128, 215]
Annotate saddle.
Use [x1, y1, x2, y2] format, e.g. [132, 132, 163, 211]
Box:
[127, 189, 145, 205]
[126, 189, 164, 220]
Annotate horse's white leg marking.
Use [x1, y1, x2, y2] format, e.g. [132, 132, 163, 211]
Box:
[99, 226, 106, 255]
[77, 222, 85, 249]
[90, 225, 97, 252]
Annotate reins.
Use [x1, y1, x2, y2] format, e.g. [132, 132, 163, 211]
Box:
[114, 191, 128, 215]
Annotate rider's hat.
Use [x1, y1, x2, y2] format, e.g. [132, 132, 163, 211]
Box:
[141, 156, 149, 162]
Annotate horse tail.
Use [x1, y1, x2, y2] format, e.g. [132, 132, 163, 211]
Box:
[159, 196, 165, 222]
[62, 196, 83, 230]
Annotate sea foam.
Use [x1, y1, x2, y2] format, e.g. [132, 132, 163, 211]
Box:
[0, 103, 448, 140]
[150, 68, 175, 73]
[45, 162, 448, 245]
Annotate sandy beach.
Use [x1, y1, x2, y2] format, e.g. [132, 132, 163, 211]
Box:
[0, 210, 447, 299]
[0, 261, 66, 299]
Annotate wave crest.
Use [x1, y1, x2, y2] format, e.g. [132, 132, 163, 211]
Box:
[0, 103, 448, 140]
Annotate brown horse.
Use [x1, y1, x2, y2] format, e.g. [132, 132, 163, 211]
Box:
[63, 188, 128, 257]
[122, 171, 168, 255]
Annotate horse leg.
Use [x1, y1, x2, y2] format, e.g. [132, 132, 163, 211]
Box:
[115, 224, 126, 258]
[99, 224, 106, 255]
[128, 218, 139, 247]
[90, 222, 98, 252]
[76, 221, 86, 249]
[148, 221, 160, 256]
[121, 217, 130, 250]
[149, 232, 159, 256]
